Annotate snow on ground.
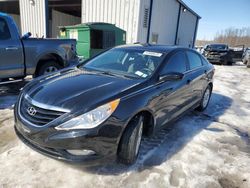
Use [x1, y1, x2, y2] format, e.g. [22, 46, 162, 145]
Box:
[0, 64, 250, 188]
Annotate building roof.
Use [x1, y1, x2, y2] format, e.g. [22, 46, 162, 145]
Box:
[177, 0, 201, 19]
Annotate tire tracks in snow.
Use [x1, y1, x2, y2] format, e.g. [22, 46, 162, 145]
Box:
[195, 112, 250, 153]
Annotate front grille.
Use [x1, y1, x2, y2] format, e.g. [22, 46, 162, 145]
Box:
[208, 54, 220, 58]
[20, 98, 66, 126]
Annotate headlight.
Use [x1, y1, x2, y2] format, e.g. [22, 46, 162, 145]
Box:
[55, 99, 120, 130]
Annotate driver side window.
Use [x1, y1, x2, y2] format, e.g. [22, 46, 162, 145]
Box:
[161, 51, 187, 74]
[0, 18, 11, 40]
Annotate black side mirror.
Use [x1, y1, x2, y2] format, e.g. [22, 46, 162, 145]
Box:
[21, 32, 32, 39]
[159, 72, 184, 82]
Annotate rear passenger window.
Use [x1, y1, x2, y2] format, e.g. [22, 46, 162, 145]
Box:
[162, 52, 187, 74]
[186, 51, 202, 69]
[201, 56, 209, 65]
[0, 18, 11, 40]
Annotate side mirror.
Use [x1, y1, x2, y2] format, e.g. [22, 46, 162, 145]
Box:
[22, 32, 32, 39]
[159, 72, 184, 82]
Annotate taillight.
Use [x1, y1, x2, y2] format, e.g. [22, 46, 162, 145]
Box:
[71, 44, 77, 57]
[71, 44, 75, 52]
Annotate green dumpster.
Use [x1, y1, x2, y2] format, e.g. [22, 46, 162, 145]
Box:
[59, 23, 126, 59]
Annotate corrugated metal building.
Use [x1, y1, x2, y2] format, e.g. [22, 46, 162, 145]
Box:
[0, 0, 200, 47]
[82, 0, 200, 47]
[19, 0, 48, 38]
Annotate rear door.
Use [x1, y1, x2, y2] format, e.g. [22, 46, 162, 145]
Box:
[185, 50, 206, 105]
[230, 45, 244, 62]
[0, 17, 24, 79]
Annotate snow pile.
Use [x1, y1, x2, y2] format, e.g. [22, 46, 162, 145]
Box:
[0, 64, 249, 187]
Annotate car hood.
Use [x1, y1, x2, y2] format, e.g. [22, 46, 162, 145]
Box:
[23, 68, 142, 112]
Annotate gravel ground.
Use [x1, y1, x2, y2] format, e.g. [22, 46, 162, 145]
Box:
[0, 64, 250, 188]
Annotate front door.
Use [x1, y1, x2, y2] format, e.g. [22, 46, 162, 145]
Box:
[0, 17, 24, 79]
[154, 51, 193, 127]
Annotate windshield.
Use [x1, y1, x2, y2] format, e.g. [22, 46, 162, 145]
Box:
[81, 49, 165, 79]
[207, 44, 228, 50]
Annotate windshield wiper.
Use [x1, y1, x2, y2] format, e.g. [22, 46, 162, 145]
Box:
[82, 67, 141, 79]
[99, 70, 140, 79]
[99, 70, 118, 77]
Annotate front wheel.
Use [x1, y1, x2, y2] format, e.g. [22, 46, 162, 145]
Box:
[118, 116, 143, 165]
[35, 61, 62, 77]
[197, 85, 212, 111]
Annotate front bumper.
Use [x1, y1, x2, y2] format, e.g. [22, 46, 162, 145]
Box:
[207, 58, 221, 63]
[15, 126, 114, 164]
[206, 56, 222, 63]
[14, 109, 123, 164]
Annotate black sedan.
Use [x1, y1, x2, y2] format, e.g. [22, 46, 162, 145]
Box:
[14, 44, 214, 165]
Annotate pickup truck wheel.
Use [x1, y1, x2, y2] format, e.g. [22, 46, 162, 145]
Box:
[36, 61, 61, 77]
[118, 116, 143, 165]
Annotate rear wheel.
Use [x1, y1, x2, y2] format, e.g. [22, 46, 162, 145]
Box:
[35, 61, 61, 77]
[197, 85, 212, 111]
[247, 60, 250, 68]
[118, 116, 143, 165]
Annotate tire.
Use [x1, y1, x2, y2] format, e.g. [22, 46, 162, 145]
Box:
[35, 61, 62, 77]
[247, 60, 250, 68]
[118, 116, 144, 165]
[197, 85, 212, 111]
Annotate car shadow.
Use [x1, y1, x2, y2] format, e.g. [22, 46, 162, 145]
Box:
[68, 92, 233, 175]
[0, 80, 29, 109]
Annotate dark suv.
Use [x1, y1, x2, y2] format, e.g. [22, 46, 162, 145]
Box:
[203, 44, 244, 65]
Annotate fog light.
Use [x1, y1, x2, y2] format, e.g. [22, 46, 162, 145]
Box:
[66, 149, 95, 156]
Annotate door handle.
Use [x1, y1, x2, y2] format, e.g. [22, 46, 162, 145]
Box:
[5, 46, 18, 50]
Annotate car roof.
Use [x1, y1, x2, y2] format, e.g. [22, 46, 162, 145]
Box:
[0, 12, 12, 20]
[114, 44, 187, 53]
[207, 43, 228, 46]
